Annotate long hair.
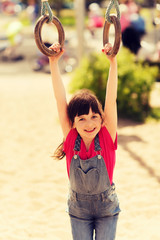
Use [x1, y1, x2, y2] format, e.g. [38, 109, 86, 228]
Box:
[53, 89, 104, 160]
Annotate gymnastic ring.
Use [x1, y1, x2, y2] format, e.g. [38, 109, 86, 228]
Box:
[103, 15, 121, 57]
[34, 15, 65, 57]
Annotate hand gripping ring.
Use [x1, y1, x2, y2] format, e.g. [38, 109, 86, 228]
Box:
[34, 15, 65, 57]
[103, 15, 121, 57]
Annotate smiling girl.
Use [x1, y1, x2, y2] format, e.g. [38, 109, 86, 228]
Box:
[49, 43, 120, 240]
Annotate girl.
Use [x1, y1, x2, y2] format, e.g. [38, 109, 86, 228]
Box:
[49, 43, 120, 240]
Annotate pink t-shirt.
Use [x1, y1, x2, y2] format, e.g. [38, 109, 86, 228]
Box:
[63, 126, 117, 185]
[120, 15, 131, 32]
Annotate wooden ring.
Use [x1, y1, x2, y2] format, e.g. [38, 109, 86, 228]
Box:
[34, 15, 65, 57]
[103, 15, 121, 57]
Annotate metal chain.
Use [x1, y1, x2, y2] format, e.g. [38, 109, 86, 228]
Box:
[105, 0, 120, 23]
[41, 0, 53, 22]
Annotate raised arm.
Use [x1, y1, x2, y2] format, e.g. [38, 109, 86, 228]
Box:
[102, 44, 118, 143]
[49, 44, 71, 139]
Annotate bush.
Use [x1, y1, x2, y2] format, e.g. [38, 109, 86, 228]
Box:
[59, 16, 75, 26]
[69, 48, 159, 122]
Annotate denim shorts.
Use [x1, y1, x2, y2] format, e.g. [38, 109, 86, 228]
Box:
[68, 188, 120, 220]
[70, 213, 119, 240]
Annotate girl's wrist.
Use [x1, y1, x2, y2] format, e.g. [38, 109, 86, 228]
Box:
[49, 57, 59, 65]
[109, 57, 117, 64]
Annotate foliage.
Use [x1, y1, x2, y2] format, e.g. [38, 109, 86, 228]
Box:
[69, 48, 159, 122]
[69, 51, 109, 105]
[59, 15, 75, 26]
[58, 9, 76, 26]
[116, 48, 158, 121]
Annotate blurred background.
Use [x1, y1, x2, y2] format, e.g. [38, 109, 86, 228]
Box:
[0, 0, 160, 239]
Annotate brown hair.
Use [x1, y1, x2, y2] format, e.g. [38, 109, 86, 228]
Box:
[53, 89, 104, 160]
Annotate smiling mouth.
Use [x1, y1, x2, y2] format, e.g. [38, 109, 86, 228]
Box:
[85, 128, 96, 133]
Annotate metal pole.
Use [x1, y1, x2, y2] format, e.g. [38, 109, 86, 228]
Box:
[75, 0, 85, 63]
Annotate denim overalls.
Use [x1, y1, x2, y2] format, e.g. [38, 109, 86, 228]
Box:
[68, 133, 120, 240]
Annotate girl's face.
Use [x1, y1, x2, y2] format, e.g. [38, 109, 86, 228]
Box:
[73, 108, 102, 143]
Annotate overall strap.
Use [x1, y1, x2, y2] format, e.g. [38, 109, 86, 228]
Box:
[74, 134, 81, 152]
[74, 133, 101, 152]
[94, 134, 101, 151]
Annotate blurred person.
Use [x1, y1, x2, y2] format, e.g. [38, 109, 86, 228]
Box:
[87, 3, 104, 36]
[120, 3, 141, 54]
[120, 3, 130, 33]
[120, 2, 159, 62]
[0, 0, 22, 15]
[120, 3, 145, 55]
[0, 0, 15, 15]
[130, 7, 146, 38]
[124, 0, 138, 14]
[26, 0, 39, 25]
[0, 0, 24, 61]
[1, 21, 24, 61]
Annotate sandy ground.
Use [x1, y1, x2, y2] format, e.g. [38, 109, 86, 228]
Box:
[0, 26, 160, 239]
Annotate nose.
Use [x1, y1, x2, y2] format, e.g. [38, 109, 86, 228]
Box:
[85, 119, 93, 129]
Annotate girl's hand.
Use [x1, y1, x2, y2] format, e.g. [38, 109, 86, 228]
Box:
[102, 43, 116, 62]
[48, 42, 64, 62]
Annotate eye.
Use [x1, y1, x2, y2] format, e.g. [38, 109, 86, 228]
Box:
[92, 115, 98, 119]
[79, 118, 85, 121]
